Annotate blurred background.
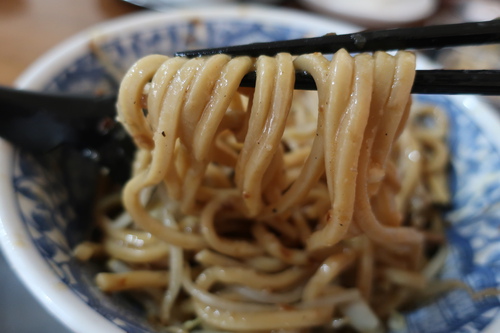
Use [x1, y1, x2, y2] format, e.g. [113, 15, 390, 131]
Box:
[0, 0, 499, 331]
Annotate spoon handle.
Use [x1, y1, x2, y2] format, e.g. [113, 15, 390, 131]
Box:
[0, 85, 116, 118]
[0, 86, 133, 183]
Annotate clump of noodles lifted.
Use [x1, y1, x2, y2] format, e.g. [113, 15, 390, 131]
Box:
[75, 49, 450, 332]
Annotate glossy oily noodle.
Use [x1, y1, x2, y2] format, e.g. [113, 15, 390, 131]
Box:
[75, 49, 449, 332]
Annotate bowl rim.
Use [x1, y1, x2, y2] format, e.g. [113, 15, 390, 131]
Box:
[297, 0, 438, 26]
[2, 5, 500, 333]
[0, 5, 361, 333]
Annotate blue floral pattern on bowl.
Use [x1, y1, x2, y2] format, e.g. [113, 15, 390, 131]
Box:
[11, 12, 500, 333]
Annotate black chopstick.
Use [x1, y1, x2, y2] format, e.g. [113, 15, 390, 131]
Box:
[411, 70, 500, 95]
[239, 70, 500, 95]
[175, 20, 500, 95]
[175, 20, 500, 58]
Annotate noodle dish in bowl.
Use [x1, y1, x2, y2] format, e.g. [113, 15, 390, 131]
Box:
[1, 5, 500, 333]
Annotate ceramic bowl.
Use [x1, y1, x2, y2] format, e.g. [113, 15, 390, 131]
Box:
[1, 5, 500, 333]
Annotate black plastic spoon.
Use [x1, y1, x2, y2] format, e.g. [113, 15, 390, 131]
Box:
[0, 86, 134, 183]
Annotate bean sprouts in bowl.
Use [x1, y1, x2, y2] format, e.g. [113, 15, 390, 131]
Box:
[1, 6, 500, 333]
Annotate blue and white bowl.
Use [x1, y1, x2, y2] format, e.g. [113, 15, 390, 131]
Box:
[1, 5, 500, 333]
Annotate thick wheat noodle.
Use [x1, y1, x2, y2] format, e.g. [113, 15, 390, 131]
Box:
[264, 209, 299, 238]
[200, 193, 264, 258]
[103, 239, 169, 263]
[244, 256, 289, 273]
[418, 136, 449, 173]
[178, 54, 232, 151]
[182, 57, 253, 212]
[365, 52, 397, 196]
[261, 146, 287, 205]
[151, 57, 207, 203]
[194, 250, 288, 273]
[302, 251, 356, 301]
[371, 179, 402, 228]
[72, 241, 103, 261]
[383, 267, 428, 289]
[194, 266, 310, 291]
[78, 49, 453, 332]
[239, 54, 294, 216]
[123, 173, 207, 249]
[230, 284, 304, 304]
[103, 227, 155, 244]
[291, 211, 312, 244]
[120, 55, 208, 250]
[396, 129, 424, 215]
[252, 223, 309, 265]
[307, 51, 372, 252]
[234, 56, 276, 188]
[148, 57, 200, 202]
[194, 249, 242, 267]
[184, 267, 359, 331]
[158, 194, 184, 323]
[428, 173, 450, 204]
[194, 304, 332, 332]
[412, 105, 449, 204]
[356, 236, 375, 300]
[96, 270, 169, 292]
[352, 52, 424, 246]
[117, 54, 168, 150]
[262, 53, 330, 217]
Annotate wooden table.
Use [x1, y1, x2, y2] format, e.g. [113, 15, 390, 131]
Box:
[0, 0, 312, 87]
[0, 0, 141, 86]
